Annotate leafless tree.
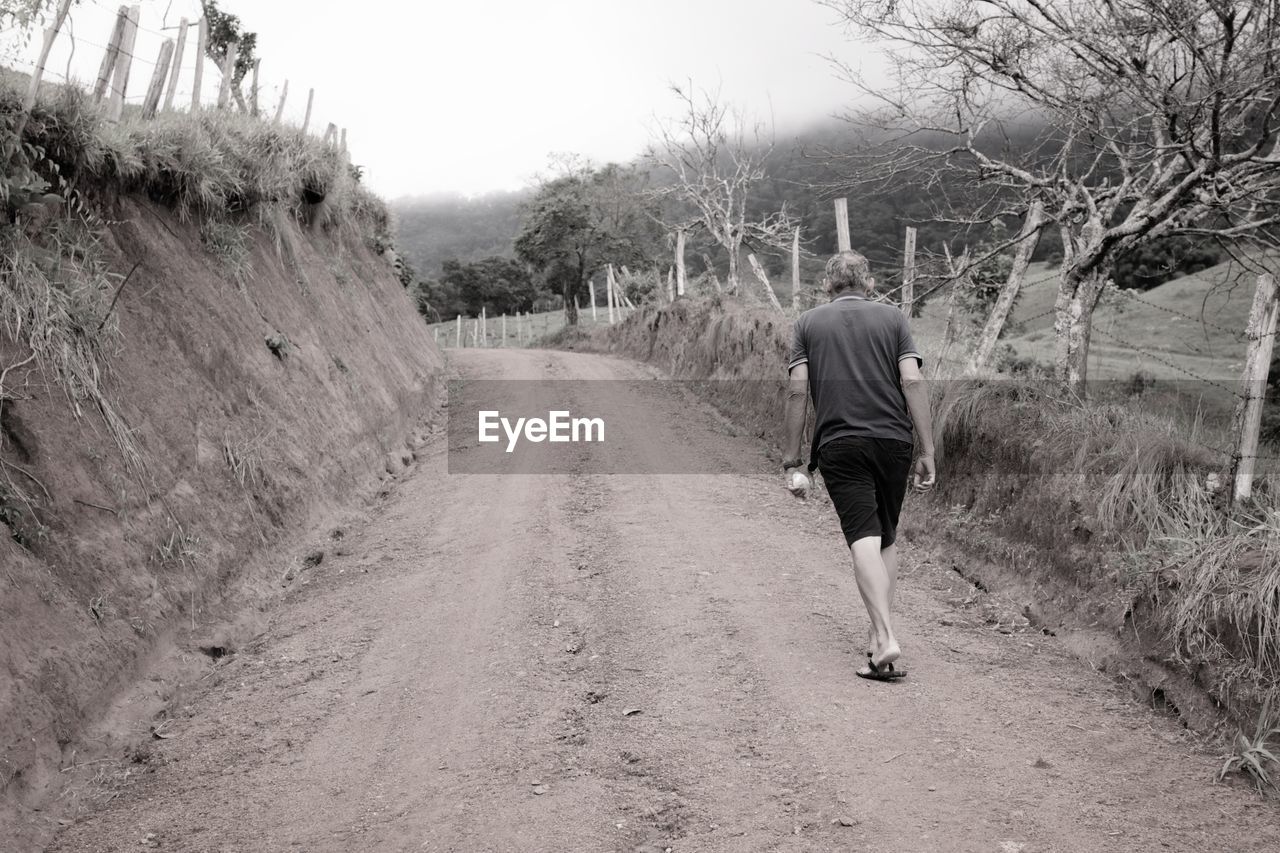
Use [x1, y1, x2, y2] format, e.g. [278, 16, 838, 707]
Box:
[647, 85, 796, 295]
[824, 0, 1280, 391]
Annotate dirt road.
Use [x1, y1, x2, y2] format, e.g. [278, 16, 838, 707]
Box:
[46, 349, 1280, 852]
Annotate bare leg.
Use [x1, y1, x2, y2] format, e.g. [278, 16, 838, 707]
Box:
[849, 536, 899, 669]
[868, 543, 900, 654]
[882, 542, 899, 613]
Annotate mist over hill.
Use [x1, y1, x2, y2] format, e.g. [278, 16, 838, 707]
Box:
[390, 113, 1221, 298]
[391, 189, 531, 277]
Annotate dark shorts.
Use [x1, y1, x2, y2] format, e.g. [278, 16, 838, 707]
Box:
[816, 435, 913, 548]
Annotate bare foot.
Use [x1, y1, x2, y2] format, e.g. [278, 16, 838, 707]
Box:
[869, 638, 900, 670]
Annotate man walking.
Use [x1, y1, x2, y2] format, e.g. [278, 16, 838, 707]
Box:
[781, 251, 936, 681]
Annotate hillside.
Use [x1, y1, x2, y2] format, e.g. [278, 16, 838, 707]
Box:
[1001, 258, 1265, 382]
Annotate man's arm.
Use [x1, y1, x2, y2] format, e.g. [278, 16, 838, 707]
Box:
[899, 358, 936, 490]
[783, 363, 809, 467]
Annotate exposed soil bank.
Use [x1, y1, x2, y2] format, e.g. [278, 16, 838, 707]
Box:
[0, 199, 442, 832]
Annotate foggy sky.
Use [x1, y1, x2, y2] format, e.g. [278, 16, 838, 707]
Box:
[6, 0, 873, 197]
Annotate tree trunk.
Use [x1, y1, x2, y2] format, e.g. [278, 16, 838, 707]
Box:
[966, 201, 1045, 376]
[564, 278, 580, 325]
[726, 244, 740, 295]
[566, 258, 584, 326]
[1053, 267, 1109, 393]
[675, 229, 687, 298]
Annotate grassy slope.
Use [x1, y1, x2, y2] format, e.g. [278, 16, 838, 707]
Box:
[1001, 259, 1263, 381]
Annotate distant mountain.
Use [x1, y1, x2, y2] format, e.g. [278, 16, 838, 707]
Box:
[391, 115, 1218, 294]
[391, 189, 531, 279]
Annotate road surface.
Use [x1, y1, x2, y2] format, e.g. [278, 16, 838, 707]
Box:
[48, 349, 1280, 852]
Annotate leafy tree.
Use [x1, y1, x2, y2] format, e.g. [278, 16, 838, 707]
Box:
[199, 1, 257, 112]
[414, 257, 545, 320]
[441, 257, 541, 317]
[514, 163, 659, 325]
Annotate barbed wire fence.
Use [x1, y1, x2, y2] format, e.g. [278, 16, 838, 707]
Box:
[652, 199, 1280, 500]
[5, 0, 337, 139]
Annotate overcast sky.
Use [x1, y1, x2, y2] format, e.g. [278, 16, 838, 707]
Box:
[8, 0, 871, 198]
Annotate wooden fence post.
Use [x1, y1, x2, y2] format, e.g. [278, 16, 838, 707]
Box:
[614, 269, 635, 310]
[588, 280, 597, 321]
[900, 226, 917, 317]
[216, 39, 238, 109]
[607, 264, 616, 323]
[191, 17, 207, 111]
[481, 306, 487, 347]
[1232, 273, 1279, 504]
[675, 229, 687, 298]
[94, 6, 128, 101]
[456, 314, 462, 348]
[250, 58, 261, 117]
[834, 198, 851, 252]
[966, 201, 1045, 376]
[667, 266, 675, 303]
[141, 39, 174, 119]
[322, 122, 336, 146]
[162, 17, 187, 112]
[273, 79, 289, 123]
[748, 253, 784, 313]
[16, 0, 73, 139]
[791, 226, 801, 312]
[501, 313, 507, 346]
[302, 88, 315, 134]
[107, 5, 140, 122]
[340, 128, 348, 154]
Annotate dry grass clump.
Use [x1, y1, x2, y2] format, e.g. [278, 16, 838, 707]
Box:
[12, 81, 388, 232]
[0, 220, 141, 473]
[940, 380, 1232, 544]
[1153, 509, 1280, 722]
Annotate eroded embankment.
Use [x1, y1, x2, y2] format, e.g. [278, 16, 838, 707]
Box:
[575, 298, 1277, 737]
[0, 199, 442, 822]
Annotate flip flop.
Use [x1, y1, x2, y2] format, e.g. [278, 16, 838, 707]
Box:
[857, 657, 906, 681]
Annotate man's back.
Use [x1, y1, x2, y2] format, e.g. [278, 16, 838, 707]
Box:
[788, 293, 921, 450]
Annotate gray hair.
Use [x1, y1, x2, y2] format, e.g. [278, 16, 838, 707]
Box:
[824, 251, 874, 294]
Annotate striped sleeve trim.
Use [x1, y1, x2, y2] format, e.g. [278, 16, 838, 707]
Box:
[787, 356, 809, 371]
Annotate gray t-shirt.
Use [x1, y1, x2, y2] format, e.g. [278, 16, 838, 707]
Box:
[787, 293, 922, 451]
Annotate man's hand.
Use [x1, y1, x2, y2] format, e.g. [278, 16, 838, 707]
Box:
[785, 467, 811, 497]
[912, 453, 936, 492]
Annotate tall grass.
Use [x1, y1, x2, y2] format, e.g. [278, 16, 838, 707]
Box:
[938, 378, 1279, 728]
